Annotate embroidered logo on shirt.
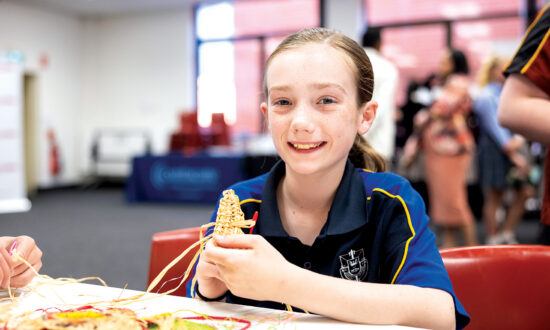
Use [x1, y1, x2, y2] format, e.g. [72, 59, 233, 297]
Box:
[339, 249, 368, 281]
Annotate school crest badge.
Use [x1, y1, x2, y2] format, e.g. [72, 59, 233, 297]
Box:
[339, 248, 368, 281]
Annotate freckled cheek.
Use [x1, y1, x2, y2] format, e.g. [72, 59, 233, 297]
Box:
[267, 118, 289, 143]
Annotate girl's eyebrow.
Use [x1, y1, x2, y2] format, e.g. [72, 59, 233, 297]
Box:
[269, 83, 346, 95]
[312, 82, 347, 95]
[268, 85, 291, 95]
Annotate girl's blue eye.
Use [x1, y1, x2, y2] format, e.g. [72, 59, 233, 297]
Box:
[319, 97, 335, 105]
[274, 99, 291, 106]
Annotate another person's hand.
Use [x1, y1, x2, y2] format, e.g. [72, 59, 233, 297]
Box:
[0, 236, 42, 288]
[413, 109, 430, 129]
[502, 135, 525, 153]
[507, 151, 531, 178]
[195, 239, 228, 299]
[400, 134, 420, 168]
[204, 234, 293, 302]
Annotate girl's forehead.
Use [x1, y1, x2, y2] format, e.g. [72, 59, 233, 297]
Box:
[266, 43, 356, 85]
[273, 43, 341, 62]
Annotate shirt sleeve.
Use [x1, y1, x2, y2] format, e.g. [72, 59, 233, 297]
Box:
[473, 91, 512, 148]
[385, 179, 471, 329]
[504, 4, 550, 97]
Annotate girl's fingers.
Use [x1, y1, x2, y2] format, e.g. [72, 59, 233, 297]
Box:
[11, 242, 42, 278]
[197, 259, 221, 280]
[204, 244, 243, 265]
[12, 257, 41, 278]
[12, 236, 38, 264]
[213, 234, 259, 249]
[9, 261, 41, 288]
[0, 248, 12, 288]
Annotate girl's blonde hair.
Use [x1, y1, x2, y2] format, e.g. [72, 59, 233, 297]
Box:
[263, 28, 386, 172]
[477, 55, 508, 87]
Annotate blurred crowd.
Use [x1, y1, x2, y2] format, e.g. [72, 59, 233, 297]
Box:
[361, 27, 546, 248]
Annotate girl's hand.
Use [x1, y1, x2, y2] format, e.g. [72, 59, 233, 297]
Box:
[195, 240, 228, 299]
[204, 234, 293, 302]
[0, 236, 42, 288]
[0, 243, 12, 288]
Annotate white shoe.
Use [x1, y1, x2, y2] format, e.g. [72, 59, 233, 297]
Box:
[500, 231, 519, 244]
[486, 235, 504, 245]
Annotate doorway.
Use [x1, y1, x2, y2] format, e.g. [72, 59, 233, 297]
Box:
[23, 73, 38, 195]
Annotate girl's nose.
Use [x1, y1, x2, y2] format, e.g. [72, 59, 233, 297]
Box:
[290, 103, 315, 134]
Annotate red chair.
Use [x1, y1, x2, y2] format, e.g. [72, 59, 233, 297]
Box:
[210, 113, 230, 146]
[148, 227, 202, 297]
[440, 245, 550, 330]
[169, 112, 204, 153]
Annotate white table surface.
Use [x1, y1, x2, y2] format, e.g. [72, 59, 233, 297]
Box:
[1, 279, 419, 329]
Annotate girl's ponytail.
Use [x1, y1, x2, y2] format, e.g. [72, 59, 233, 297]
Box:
[349, 134, 386, 172]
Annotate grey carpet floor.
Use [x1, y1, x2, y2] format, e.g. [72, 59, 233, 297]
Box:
[0, 186, 542, 291]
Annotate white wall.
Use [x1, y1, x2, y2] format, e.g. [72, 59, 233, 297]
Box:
[0, 3, 195, 186]
[79, 10, 195, 175]
[0, 2, 82, 187]
[0, 1, 360, 187]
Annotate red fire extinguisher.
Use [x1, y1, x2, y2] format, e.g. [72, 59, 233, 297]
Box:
[47, 129, 60, 177]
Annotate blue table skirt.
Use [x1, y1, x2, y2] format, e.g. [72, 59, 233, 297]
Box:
[126, 154, 248, 204]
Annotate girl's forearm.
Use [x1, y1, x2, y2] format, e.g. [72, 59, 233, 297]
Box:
[277, 264, 455, 330]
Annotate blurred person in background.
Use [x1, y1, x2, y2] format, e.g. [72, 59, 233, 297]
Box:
[403, 48, 477, 248]
[498, 4, 550, 244]
[362, 27, 399, 168]
[473, 55, 534, 244]
[396, 81, 425, 151]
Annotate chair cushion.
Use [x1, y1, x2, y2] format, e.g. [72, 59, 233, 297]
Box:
[441, 245, 550, 330]
[148, 227, 201, 297]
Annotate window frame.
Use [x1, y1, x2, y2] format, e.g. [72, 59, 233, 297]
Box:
[192, 0, 323, 133]
[362, 0, 543, 47]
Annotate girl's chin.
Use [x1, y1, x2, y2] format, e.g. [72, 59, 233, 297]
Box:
[285, 162, 327, 176]
[283, 156, 348, 177]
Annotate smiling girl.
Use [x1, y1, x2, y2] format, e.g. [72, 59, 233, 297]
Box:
[192, 28, 469, 329]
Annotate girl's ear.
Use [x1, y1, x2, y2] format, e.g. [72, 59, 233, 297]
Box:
[357, 100, 377, 135]
[260, 102, 269, 127]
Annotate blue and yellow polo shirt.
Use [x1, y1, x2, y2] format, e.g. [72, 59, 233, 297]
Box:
[191, 159, 470, 329]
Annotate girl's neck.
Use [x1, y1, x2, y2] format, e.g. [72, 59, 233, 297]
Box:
[276, 162, 346, 245]
[282, 167, 343, 209]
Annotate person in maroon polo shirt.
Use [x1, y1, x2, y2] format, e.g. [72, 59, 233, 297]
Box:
[498, 4, 550, 244]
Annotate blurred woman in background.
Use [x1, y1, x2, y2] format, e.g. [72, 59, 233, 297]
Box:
[413, 48, 478, 248]
[473, 55, 534, 244]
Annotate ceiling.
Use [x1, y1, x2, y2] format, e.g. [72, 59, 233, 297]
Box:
[7, 0, 203, 17]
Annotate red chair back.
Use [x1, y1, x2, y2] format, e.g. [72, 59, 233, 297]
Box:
[148, 227, 202, 297]
[440, 245, 550, 330]
[179, 112, 200, 134]
[210, 113, 230, 146]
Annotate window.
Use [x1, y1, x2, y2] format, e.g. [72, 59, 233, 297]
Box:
[366, 0, 522, 25]
[195, 0, 319, 136]
[453, 17, 523, 81]
[380, 25, 446, 105]
[364, 0, 540, 104]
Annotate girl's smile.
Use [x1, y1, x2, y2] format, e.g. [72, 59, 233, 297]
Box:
[288, 141, 327, 152]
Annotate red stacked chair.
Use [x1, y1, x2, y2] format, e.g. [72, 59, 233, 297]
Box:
[169, 112, 203, 153]
[209, 113, 230, 146]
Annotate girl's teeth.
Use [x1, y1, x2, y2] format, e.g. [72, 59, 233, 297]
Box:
[293, 143, 320, 150]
